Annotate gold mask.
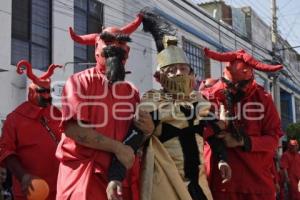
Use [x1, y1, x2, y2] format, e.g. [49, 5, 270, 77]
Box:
[159, 73, 195, 96]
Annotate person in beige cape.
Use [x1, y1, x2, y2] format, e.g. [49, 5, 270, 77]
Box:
[134, 33, 232, 200]
[106, 9, 231, 200]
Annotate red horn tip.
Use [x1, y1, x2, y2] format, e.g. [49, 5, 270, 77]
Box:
[120, 14, 143, 35]
[68, 26, 98, 45]
[40, 64, 63, 79]
[15, 60, 40, 84]
[16, 60, 31, 75]
[69, 27, 76, 40]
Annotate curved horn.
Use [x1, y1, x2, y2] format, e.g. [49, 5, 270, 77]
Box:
[204, 48, 238, 62]
[254, 62, 283, 72]
[16, 60, 40, 84]
[69, 27, 98, 45]
[120, 14, 143, 35]
[242, 53, 283, 72]
[253, 62, 283, 72]
[40, 64, 63, 79]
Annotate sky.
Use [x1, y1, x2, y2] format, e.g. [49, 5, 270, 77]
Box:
[192, 0, 300, 53]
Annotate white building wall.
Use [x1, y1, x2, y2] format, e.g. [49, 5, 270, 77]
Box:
[0, 0, 27, 121]
[251, 9, 272, 52]
[122, 0, 158, 93]
[51, 0, 75, 107]
[0, 0, 12, 72]
[232, 7, 247, 37]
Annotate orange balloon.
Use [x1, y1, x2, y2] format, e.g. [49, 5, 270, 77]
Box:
[27, 179, 49, 200]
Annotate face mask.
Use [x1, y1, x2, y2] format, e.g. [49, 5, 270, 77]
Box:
[159, 73, 195, 96]
[28, 85, 52, 107]
[221, 77, 251, 91]
[102, 45, 127, 84]
[37, 96, 52, 107]
[221, 77, 252, 103]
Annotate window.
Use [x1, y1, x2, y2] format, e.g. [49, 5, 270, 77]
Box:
[182, 38, 206, 79]
[11, 0, 52, 71]
[280, 90, 293, 131]
[295, 98, 300, 123]
[74, 0, 104, 73]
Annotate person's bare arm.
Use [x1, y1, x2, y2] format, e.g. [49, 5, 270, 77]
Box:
[4, 155, 26, 182]
[65, 120, 121, 152]
[4, 155, 35, 196]
[64, 120, 135, 169]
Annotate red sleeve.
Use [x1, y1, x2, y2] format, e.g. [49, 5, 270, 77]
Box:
[249, 94, 281, 153]
[0, 115, 17, 166]
[250, 135, 279, 153]
[280, 152, 290, 169]
[61, 75, 90, 124]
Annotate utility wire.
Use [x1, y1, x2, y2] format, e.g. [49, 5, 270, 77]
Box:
[4, 0, 300, 85]
[279, 0, 294, 12]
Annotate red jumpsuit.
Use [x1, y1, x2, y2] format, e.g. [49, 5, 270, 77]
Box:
[280, 150, 300, 200]
[0, 102, 61, 200]
[202, 80, 282, 200]
[55, 67, 140, 200]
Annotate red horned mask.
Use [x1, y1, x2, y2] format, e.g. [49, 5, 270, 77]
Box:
[204, 48, 283, 83]
[68, 14, 143, 73]
[16, 60, 62, 107]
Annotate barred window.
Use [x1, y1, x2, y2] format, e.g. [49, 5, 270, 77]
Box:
[11, 0, 52, 71]
[295, 98, 300, 122]
[74, 0, 104, 73]
[280, 90, 294, 131]
[182, 38, 206, 79]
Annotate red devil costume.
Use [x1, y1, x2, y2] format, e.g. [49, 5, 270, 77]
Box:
[280, 140, 300, 200]
[0, 60, 62, 200]
[201, 48, 283, 200]
[55, 14, 143, 200]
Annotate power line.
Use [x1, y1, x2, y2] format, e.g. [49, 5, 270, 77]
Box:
[283, 16, 298, 39]
[277, 14, 300, 45]
[279, 0, 294, 12]
[170, 0, 274, 55]
[279, 11, 300, 17]
[188, 0, 300, 85]
[2, 2, 158, 54]
[4, 0, 300, 84]
[231, 0, 272, 24]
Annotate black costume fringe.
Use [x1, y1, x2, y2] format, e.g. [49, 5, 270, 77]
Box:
[141, 7, 176, 52]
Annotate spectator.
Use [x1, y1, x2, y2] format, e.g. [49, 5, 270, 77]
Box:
[0, 60, 62, 200]
[280, 139, 300, 200]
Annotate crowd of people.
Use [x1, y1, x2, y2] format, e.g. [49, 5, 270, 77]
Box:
[0, 9, 299, 200]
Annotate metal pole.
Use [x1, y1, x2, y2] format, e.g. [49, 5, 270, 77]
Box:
[271, 0, 281, 115]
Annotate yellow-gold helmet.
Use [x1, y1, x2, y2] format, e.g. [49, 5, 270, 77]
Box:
[157, 36, 189, 69]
